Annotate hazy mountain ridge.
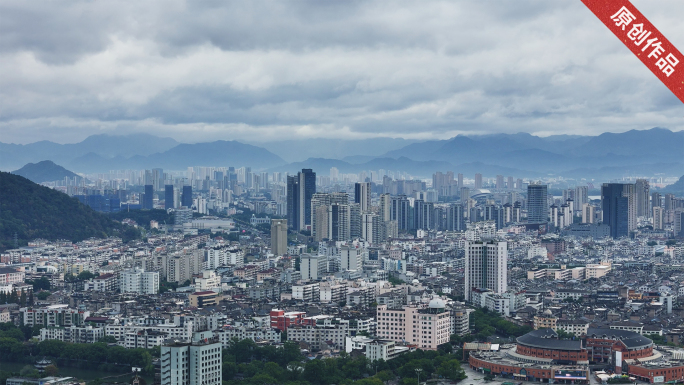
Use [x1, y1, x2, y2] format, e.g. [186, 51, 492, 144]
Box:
[380, 127, 684, 175]
[1, 128, 681, 178]
[11, 160, 80, 183]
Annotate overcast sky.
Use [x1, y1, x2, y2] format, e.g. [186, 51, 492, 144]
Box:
[1, 0, 683, 144]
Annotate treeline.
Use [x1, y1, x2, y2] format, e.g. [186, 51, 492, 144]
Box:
[452, 308, 532, 344]
[0, 323, 154, 374]
[222, 338, 466, 385]
[0, 289, 33, 307]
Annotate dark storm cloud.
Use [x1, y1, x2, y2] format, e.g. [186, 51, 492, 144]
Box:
[0, 0, 682, 144]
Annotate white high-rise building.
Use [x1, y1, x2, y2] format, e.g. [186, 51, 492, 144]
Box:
[160, 331, 222, 385]
[340, 245, 362, 272]
[300, 254, 327, 281]
[464, 241, 507, 301]
[120, 268, 159, 295]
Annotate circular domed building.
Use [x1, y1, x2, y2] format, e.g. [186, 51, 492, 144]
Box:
[466, 328, 667, 384]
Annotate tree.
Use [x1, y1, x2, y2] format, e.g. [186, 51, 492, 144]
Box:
[303, 359, 326, 384]
[436, 359, 466, 381]
[98, 336, 118, 343]
[77, 271, 95, 280]
[28, 291, 33, 306]
[19, 365, 39, 378]
[44, 364, 59, 376]
[19, 291, 26, 307]
[36, 291, 51, 300]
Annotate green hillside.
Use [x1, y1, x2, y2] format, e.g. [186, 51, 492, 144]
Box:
[0, 172, 132, 250]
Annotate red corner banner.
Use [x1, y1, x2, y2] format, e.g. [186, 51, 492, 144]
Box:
[581, 0, 684, 103]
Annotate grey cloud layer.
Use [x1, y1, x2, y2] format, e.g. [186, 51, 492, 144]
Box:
[1, 0, 683, 144]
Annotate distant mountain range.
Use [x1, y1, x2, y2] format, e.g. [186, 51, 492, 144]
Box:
[12, 160, 80, 183]
[1, 128, 681, 179]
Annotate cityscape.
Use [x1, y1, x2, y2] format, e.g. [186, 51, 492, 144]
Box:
[1, 2, 684, 385]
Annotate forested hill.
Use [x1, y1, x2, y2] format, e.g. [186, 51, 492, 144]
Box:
[0, 172, 126, 250]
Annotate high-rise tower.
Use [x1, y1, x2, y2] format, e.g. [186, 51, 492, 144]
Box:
[527, 183, 548, 224]
[601, 183, 636, 238]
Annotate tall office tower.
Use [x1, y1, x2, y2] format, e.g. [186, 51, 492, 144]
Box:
[181, 185, 193, 208]
[582, 203, 595, 224]
[496, 175, 504, 189]
[391, 195, 411, 230]
[287, 175, 300, 229]
[143, 185, 154, 209]
[653, 206, 664, 230]
[328, 203, 351, 241]
[527, 183, 548, 224]
[464, 240, 508, 301]
[164, 185, 175, 209]
[574, 186, 589, 212]
[652, 192, 662, 211]
[414, 200, 434, 230]
[460, 187, 470, 202]
[361, 213, 382, 244]
[271, 219, 288, 256]
[446, 204, 466, 231]
[474, 173, 483, 189]
[330, 167, 339, 182]
[287, 169, 317, 230]
[354, 182, 372, 212]
[601, 183, 636, 239]
[379, 193, 391, 222]
[635, 179, 650, 218]
[457, 173, 464, 188]
[160, 331, 222, 385]
[340, 245, 362, 271]
[507, 176, 514, 190]
[350, 203, 362, 239]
